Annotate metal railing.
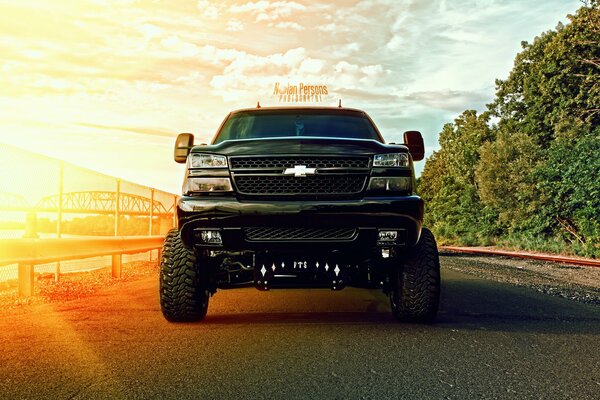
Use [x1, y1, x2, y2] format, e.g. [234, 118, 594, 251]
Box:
[0, 143, 178, 240]
[440, 246, 600, 267]
[0, 236, 165, 297]
[0, 143, 177, 294]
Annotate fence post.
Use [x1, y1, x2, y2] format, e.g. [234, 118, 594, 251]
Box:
[112, 254, 122, 278]
[149, 188, 155, 235]
[55, 262, 61, 283]
[56, 161, 64, 282]
[18, 263, 34, 297]
[20, 213, 38, 297]
[114, 179, 120, 236]
[23, 212, 38, 239]
[149, 188, 155, 261]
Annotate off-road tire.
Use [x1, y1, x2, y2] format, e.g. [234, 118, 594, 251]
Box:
[389, 227, 440, 322]
[160, 229, 210, 322]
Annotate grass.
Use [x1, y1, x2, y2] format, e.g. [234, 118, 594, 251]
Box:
[434, 231, 599, 259]
[495, 235, 599, 259]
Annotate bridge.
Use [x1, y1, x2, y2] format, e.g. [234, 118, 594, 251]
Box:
[0, 192, 30, 211]
[1, 191, 175, 216]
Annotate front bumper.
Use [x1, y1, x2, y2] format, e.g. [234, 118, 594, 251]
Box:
[178, 196, 424, 252]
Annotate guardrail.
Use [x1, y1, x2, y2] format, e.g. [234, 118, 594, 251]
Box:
[440, 246, 600, 268]
[0, 236, 165, 297]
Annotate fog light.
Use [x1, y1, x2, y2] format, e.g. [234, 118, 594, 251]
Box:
[199, 230, 222, 245]
[378, 230, 398, 242]
[367, 177, 412, 193]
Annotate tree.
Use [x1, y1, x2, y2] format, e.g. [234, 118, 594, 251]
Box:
[418, 111, 497, 245]
[489, 2, 599, 146]
[475, 131, 542, 232]
[419, 2, 600, 256]
[535, 132, 600, 254]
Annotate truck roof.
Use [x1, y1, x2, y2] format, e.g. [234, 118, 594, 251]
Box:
[229, 106, 368, 115]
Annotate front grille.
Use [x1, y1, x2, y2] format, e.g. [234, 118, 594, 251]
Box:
[245, 227, 357, 241]
[230, 156, 369, 170]
[234, 175, 366, 195]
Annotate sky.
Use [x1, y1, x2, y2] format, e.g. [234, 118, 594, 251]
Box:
[0, 0, 581, 194]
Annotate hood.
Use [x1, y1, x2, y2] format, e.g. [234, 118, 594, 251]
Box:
[191, 137, 408, 156]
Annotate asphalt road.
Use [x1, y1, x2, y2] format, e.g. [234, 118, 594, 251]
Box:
[1, 256, 599, 400]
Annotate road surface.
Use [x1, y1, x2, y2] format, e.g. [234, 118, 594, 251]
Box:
[1, 255, 599, 399]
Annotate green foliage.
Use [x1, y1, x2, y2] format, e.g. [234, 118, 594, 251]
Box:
[535, 131, 600, 255]
[489, 3, 600, 145]
[419, 2, 600, 257]
[438, 110, 495, 184]
[419, 110, 498, 245]
[475, 131, 542, 232]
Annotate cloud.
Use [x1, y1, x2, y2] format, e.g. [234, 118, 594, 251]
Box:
[318, 23, 337, 33]
[229, 1, 306, 22]
[299, 58, 324, 74]
[400, 90, 491, 113]
[202, 42, 394, 104]
[196, 45, 246, 65]
[20, 49, 45, 59]
[209, 47, 308, 101]
[138, 23, 163, 40]
[90, 0, 137, 5]
[270, 21, 304, 31]
[333, 61, 388, 87]
[0, 0, 580, 191]
[197, 1, 219, 20]
[335, 87, 399, 102]
[326, 42, 361, 59]
[75, 122, 175, 138]
[226, 19, 245, 32]
[160, 35, 202, 57]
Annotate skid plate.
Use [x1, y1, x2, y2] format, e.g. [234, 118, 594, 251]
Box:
[253, 256, 349, 290]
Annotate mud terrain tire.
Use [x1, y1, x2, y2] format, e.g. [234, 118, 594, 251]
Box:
[390, 227, 440, 322]
[160, 229, 210, 322]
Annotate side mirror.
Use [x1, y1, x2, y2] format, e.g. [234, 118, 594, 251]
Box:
[403, 131, 424, 161]
[174, 133, 194, 163]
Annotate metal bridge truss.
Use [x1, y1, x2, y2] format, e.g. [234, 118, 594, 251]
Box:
[0, 193, 29, 211]
[0, 191, 175, 216]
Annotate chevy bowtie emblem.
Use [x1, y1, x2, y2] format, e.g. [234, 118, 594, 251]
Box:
[283, 165, 316, 177]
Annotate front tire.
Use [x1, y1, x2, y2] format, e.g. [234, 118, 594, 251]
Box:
[389, 227, 440, 322]
[160, 229, 210, 322]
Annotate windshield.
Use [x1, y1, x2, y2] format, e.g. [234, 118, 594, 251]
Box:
[213, 110, 381, 143]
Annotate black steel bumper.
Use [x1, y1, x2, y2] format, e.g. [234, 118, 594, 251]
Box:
[177, 196, 424, 252]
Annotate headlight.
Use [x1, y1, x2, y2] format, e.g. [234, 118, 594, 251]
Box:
[188, 153, 228, 168]
[183, 177, 233, 194]
[367, 177, 412, 193]
[373, 153, 409, 167]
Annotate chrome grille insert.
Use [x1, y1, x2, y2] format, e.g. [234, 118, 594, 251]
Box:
[230, 156, 369, 170]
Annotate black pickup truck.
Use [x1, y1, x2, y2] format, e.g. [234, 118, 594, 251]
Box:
[160, 106, 440, 322]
